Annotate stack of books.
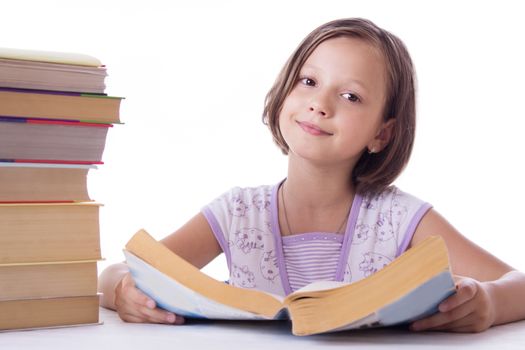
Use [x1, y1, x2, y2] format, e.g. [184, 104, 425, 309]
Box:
[0, 48, 123, 331]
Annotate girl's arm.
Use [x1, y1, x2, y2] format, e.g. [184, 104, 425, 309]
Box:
[98, 212, 222, 324]
[408, 209, 525, 332]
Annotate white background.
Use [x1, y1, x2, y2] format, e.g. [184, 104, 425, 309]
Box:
[3, 0, 524, 280]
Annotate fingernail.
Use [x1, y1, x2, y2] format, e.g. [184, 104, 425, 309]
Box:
[166, 314, 175, 323]
[146, 300, 155, 309]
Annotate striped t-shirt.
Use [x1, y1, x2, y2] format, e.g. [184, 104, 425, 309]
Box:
[282, 233, 343, 292]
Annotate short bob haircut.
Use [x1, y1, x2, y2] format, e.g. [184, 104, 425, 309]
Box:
[263, 18, 416, 195]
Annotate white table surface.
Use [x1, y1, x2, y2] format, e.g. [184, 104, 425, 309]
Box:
[1, 307, 524, 349]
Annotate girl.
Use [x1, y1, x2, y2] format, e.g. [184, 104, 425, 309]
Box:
[99, 18, 525, 332]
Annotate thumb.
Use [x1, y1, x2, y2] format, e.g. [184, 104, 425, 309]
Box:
[119, 273, 156, 308]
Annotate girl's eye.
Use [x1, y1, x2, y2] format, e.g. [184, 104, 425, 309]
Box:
[342, 92, 360, 103]
[299, 77, 316, 86]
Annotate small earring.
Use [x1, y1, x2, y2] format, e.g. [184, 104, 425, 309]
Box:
[368, 147, 377, 154]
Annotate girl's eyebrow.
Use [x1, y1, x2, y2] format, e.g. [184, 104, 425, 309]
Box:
[301, 64, 369, 93]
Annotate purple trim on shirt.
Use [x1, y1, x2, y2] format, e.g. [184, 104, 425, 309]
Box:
[201, 207, 232, 271]
[270, 180, 294, 295]
[334, 194, 363, 281]
[282, 232, 344, 245]
[396, 203, 433, 257]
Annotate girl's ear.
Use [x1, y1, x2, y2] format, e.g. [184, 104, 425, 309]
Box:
[368, 118, 396, 153]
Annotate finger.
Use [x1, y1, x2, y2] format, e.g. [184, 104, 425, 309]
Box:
[424, 311, 477, 332]
[115, 287, 155, 314]
[120, 301, 185, 325]
[136, 304, 185, 325]
[118, 301, 181, 324]
[439, 279, 477, 313]
[118, 311, 148, 323]
[411, 302, 473, 331]
[120, 272, 138, 290]
[447, 324, 487, 333]
[115, 272, 151, 308]
[428, 315, 490, 333]
[116, 274, 185, 325]
[120, 276, 156, 308]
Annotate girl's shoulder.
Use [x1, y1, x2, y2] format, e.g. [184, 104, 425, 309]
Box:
[205, 184, 275, 216]
[356, 186, 432, 257]
[216, 184, 274, 203]
[360, 185, 428, 212]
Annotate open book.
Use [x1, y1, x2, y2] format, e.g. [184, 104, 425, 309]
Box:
[124, 229, 455, 336]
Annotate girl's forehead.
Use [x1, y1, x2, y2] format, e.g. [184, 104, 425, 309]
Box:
[301, 37, 387, 91]
[307, 37, 383, 66]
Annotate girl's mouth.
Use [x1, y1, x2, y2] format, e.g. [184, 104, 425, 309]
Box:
[296, 121, 333, 136]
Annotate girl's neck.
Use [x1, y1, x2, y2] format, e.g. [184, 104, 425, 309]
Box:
[284, 155, 355, 209]
[278, 155, 356, 236]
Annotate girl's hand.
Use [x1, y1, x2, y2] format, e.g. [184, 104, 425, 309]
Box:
[409, 276, 496, 333]
[114, 272, 185, 325]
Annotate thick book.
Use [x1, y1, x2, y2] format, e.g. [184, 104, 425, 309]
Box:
[0, 162, 93, 203]
[0, 117, 111, 164]
[0, 260, 98, 300]
[0, 57, 107, 94]
[124, 229, 456, 336]
[0, 47, 106, 94]
[0, 295, 100, 331]
[0, 88, 122, 124]
[0, 202, 101, 264]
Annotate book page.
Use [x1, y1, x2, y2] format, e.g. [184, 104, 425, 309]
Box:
[332, 313, 380, 331]
[293, 280, 348, 293]
[124, 251, 273, 320]
[332, 270, 455, 332]
[0, 47, 101, 66]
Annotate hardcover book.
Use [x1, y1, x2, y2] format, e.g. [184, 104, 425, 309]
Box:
[0, 118, 110, 164]
[0, 295, 100, 331]
[0, 162, 93, 203]
[0, 260, 98, 300]
[0, 88, 122, 124]
[0, 47, 106, 93]
[0, 202, 101, 264]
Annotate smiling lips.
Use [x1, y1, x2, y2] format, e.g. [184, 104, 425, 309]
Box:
[297, 121, 333, 136]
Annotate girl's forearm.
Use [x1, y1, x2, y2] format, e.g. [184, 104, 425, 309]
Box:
[97, 262, 129, 310]
[488, 270, 525, 326]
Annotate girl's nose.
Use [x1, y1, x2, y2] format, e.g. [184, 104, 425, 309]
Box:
[309, 106, 327, 117]
[308, 93, 332, 118]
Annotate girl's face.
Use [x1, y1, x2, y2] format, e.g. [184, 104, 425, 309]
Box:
[279, 37, 392, 167]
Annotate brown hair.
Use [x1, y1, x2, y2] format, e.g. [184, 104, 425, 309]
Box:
[263, 18, 416, 195]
